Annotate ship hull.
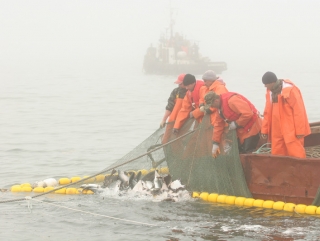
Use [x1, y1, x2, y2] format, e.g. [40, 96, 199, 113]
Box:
[240, 122, 320, 205]
[143, 61, 227, 75]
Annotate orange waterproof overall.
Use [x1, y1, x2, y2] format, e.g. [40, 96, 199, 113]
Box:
[199, 79, 229, 126]
[162, 98, 184, 144]
[213, 93, 262, 146]
[261, 80, 310, 158]
[173, 80, 204, 130]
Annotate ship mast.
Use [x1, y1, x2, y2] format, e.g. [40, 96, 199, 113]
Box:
[169, 4, 174, 39]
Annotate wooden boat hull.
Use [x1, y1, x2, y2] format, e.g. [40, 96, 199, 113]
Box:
[240, 122, 320, 205]
[240, 154, 320, 205]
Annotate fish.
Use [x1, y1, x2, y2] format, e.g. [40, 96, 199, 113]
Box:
[118, 170, 129, 189]
[83, 169, 189, 202]
[169, 180, 185, 192]
[152, 170, 163, 193]
[102, 169, 117, 188]
[135, 171, 142, 182]
[80, 184, 103, 193]
[163, 174, 172, 187]
[108, 180, 122, 192]
[145, 180, 154, 190]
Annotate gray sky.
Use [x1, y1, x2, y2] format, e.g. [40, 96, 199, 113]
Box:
[1, 0, 320, 77]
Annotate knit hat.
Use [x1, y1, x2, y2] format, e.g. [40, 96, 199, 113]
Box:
[262, 71, 278, 84]
[174, 73, 186, 84]
[183, 74, 196, 86]
[202, 70, 217, 81]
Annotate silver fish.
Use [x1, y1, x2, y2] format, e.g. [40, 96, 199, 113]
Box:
[169, 180, 185, 191]
[80, 184, 102, 193]
[118, 170, 129, 188]
[108, 180, 121, 192]
[153, 170, 162, 190]
[102, 169, 117, 188]
[145, 180, 154, 190]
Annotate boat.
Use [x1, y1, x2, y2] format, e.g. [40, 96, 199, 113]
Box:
[148, 117, 320, 207]
[143, 10, 227, 75]
[240, 121, 320, 205]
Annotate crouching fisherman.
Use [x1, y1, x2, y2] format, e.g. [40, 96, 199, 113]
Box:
[161, 74, 187, 145]
[173, 74, 205, 134]
[204, 91, 262, 156]
[160, 73, 187, 128]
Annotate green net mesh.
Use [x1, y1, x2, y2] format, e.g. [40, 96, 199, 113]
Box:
[163, 115, 252, 197]
[2, 114, 253, 203]
[95, 114, 251, 197]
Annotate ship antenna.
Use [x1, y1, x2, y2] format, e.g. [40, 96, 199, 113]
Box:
[169, 3, 175, 39]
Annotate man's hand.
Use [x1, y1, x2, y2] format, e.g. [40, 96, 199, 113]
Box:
[261, 134, 268, 139]
[173, 128, 179, 134]
[160, 120, 166, 128]
[199, 106, 205, 113]
[228, 121, 237, 130]
[212, 144, 220, 158]
[189, 112, 194, 118]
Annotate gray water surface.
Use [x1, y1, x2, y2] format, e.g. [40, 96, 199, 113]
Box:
[1, 71, 320, 241]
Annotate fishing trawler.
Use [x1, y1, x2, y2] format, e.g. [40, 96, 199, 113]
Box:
[143, 11, 227, 75]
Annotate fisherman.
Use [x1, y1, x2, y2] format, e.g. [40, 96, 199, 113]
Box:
[160, 73, 187, 128]
[173, 74, 204, 134]
[260, 71, 311, 158]
[199, 70, 228, 125]
[204, 91, 262, 156]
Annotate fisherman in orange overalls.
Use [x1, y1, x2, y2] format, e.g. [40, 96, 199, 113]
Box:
[198, 70, 229, 124]
[261, 71, 310, 158]
[173, 74, 204, 134]
[204, 91, 262, 156]
[160, 73, 187, 128]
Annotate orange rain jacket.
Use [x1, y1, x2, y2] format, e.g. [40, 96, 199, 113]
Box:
[162, 99, 184, 144]
[212, 93, 262, 145]
[199, 78, 229, 125]
[173, 80, 204, 130]
[261, 79, 310, 158]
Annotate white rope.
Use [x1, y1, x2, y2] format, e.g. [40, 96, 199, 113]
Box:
[25, 196, 33, 213]
[252, 142, 271, 154]
[25, 196, 159, 227]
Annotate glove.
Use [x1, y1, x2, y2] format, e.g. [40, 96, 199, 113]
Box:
[173, 128, 179, 134]
[205, 108, 212, 114]
[212, 144, 220, 158]
[261, 134, 268, 139]
[199, 106, 205, 113]
[189, 112, 194, 118]
[228, 121, 237, 130]
[160, 120, 166, 128]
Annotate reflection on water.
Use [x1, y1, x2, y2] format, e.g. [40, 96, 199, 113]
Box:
[0, 71, 320, 240]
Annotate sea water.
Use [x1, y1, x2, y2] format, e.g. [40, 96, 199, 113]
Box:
[1, 68, 320, 240]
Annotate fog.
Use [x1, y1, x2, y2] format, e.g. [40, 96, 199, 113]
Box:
[1, 0, 320, 78]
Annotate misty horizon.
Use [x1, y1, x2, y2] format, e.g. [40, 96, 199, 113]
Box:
[1, 0, 320, 79]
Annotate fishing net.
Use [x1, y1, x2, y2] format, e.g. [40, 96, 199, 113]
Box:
[96, 114, 252, 197]
[162, 115, 252, 197]
[2, 114, 252, 203]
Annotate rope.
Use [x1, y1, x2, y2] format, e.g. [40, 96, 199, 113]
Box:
[24, 196, 160, 227]
[252, 143, 271, 154]
[0, 128, 198, 204]
[306, 145, 320, 158]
